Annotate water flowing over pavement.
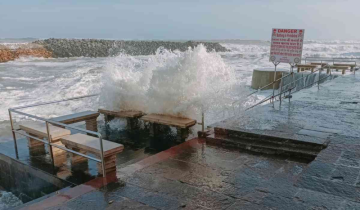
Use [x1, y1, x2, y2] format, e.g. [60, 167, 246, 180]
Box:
[20, 73, 360, 209]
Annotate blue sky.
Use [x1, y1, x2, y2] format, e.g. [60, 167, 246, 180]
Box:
[1, 0, 359, 40]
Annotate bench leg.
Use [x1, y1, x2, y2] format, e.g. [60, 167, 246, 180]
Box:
[176, 128, 189, 143]
[67, 147, 88, 171]
[50, 141, 67, 167]
[97, 155, 117, 175]
[86, 118, 98, 132]
[27, 133, 46, 155]
[126, 118, 140, 130]
[27, 133, 45, 147]
[149, 123, 158, 138]
[342, 69, 345, 75]
[327, 68, 330, 74]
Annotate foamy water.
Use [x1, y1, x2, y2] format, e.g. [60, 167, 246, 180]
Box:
[1, 39, 360, 142]
[0, 191, 23, 210]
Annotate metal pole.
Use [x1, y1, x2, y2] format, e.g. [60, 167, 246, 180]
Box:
[318, 67, 321, 90]
[201, 112, 205, 132]
[99, 135, 106, 177]
[45, 121, 54, 165]
[279, 72, 283, 106]
[272, 62, 278, 103]
[8, 110, 19, 159]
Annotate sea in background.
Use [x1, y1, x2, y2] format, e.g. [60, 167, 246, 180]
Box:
[1, 38, 360, 143]
[1, 38, 360, 209]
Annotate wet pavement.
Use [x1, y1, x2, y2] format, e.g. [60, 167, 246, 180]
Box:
[7, 74, 360, 209]
[213, 73, 360, 142]
[22, 136, 360, 210]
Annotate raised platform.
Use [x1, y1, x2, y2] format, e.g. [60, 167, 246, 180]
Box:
[98, 109, 144, 118]
[140, 114, 196, 129]
[19, 122, 71, 142]
[60, 133, 124, 157]
[50, 111, 99, 124]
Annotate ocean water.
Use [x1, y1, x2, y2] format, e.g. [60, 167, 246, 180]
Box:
[1, 39, 360, 143]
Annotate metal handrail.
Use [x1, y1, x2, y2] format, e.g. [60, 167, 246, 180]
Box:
[245, 86, 296, 111]
[290, 74, 333, 95]
[246, 72, 293, 97]
[12, 93, 99, 110]
[304, 57, 360, 65]
[7, 94, 107, 177]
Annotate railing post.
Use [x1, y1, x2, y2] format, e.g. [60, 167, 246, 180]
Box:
[201, 112, 205, 132]
[318, 67, 322, 90]
[8, 109, 19, 159]
[45, 121, 54, 164]
[272, 62, 279, 104]
[99, 135, 106, 177]
[279, 72, 283, 106]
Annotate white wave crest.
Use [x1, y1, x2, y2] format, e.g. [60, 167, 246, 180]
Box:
[100, 44, 242, 120]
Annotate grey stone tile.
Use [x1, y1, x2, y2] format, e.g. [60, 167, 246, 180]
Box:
[294, 189, 345, 209]
[301, 160, 335, 180]
[296, 175, 360, 201]
[330, 165, 360, 185]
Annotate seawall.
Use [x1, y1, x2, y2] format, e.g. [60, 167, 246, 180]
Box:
[0, 39, 229, 62]
[34, 38, 229, 58]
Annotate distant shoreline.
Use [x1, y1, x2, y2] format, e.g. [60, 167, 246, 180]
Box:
[0, 38, 229, 63]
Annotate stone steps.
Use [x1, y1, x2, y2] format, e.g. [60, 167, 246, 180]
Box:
[214, 127, 326, 151]
[206, 127, 327, 161]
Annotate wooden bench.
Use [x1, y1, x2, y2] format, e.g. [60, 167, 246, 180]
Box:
[296, 64, 318, 73]
[60, 133, 124, 174]
[50, 111, 100, 132]
[333, 64, 356, 71]
[140, 114, 197, 142]
[326, 65, 349, 75]
[19, 122, 71, 166]
[98, 109, 144, 130]
[310, 62, 328, 67]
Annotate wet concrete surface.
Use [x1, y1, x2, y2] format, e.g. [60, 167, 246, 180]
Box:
[25, 74, 360, 209]
[25, 134, 360, 209]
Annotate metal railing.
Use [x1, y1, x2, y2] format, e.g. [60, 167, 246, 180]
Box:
[304, 56, 360, 65]
[7, 94, 109, 177]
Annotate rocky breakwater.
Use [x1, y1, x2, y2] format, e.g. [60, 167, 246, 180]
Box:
[0, 44, 52, 63]
[34, 38, 229, 58]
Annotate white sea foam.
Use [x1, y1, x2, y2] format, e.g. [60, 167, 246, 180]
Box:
[0, 191, 23, 210]
[100, 45, 246, 123]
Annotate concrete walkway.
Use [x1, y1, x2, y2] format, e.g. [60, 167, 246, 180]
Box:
[20, 74, 360, 209]
[214, 73, 360, 141]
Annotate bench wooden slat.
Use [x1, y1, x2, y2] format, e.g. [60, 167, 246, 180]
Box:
[60, 133, 124, 157]
[50, 111, 99, 124]
[296, 64, 318, 68]
[20, 122, 71, 141]
[310, 62, 328, 66]
[98, 109, 144, 118]
[334, 64, 356, 67]
[141, 114, 196, 129]
[327, 65, 349, 69]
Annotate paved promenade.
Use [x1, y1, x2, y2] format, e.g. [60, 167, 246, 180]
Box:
[20, 74, 360, 209]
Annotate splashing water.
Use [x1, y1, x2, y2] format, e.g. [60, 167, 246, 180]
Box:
[0, 191, 23, 210]
[100, 45, 247, 123]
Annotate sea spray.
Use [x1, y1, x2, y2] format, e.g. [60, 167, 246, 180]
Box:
[100, 44, 248, 125]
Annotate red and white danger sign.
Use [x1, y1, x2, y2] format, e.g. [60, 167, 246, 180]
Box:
[269, 29, 305, 64]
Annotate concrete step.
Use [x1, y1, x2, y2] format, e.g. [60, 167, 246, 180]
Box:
[214, 127, 326, 151]
[207, 134, 318, 162]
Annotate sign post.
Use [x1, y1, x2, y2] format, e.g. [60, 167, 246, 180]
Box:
[269, 28, 305, 104]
